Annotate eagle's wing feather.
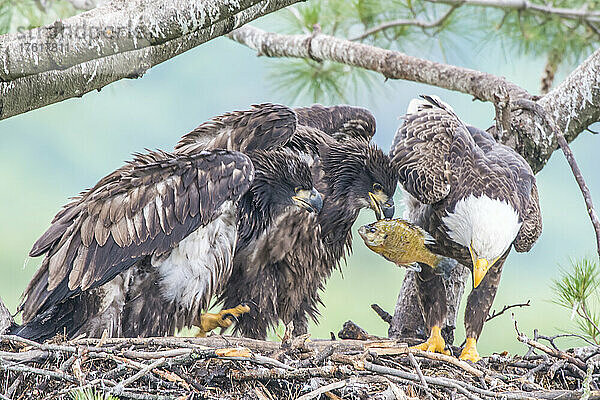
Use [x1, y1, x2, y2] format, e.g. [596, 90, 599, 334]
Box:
[294, 104, 376, 141]
[21, 149, 254, 320]
[390, 97, 471, 204]
[514, 183, 542, 252]
[175, 103, 297, 153]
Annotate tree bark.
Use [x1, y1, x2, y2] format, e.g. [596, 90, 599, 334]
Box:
[0, 0, 301, 121]
[229, 25, 530, 103]
[229, 24, 600, 173]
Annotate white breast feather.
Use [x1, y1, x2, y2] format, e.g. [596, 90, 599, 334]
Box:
[442, 195, 521, 260]
[153, 201, 237, 311]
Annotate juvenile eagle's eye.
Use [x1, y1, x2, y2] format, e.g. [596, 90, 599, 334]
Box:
[373, 183, 383, 192]
[369, 227, 377, 233]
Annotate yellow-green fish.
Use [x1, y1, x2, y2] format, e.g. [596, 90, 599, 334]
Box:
[358, 218, 454, 274]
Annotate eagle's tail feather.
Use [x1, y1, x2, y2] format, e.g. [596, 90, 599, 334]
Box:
[9, 300, 81, 342]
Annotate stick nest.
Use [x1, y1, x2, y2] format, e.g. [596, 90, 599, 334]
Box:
[2, 324, 600, 400]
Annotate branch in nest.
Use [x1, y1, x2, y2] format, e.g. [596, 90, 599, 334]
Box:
[513, 314, 587, 371]
[2, 333, 599, 398]
[371, 303, 393, 324]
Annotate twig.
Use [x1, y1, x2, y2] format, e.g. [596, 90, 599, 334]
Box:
[539, 333, 598, 347]
[425, 0, 600, 23]
[556, 134, 600, 258]
[371, 304, 393, 324]
[0, 334, 78, 353]
[513, 315, 587, 370]
[366, 342, 484, 378]
[512, 98, 600, 258]
[364, 361, 483, 400]
[0, 358, 78, 383]
[298, 344, 336, 368]
[580, 302, 600, 339]
[408, 353, 434, 400]
[522, 357, 550, 381]
[297, 380, 347, 400]
[350, 5, 459, 41]
[486, 300, 531, 322]
[111, 358, 166, 395]
[224, 353, 296, 371]
[231, 365, 351, 381]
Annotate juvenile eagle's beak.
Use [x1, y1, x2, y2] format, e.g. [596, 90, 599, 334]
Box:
[369, 192, 394, 220]
[469, 246, 493, 288]
[293, 188, 323, 213]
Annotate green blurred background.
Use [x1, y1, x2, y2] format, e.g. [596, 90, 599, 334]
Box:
[0, 24, 598, 355]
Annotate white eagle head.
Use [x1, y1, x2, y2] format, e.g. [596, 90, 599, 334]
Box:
[442, 194, 522, 288]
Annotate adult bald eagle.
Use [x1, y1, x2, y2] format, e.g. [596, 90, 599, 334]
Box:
[389, 96, 542, 361]
[12, 104, 323, 341]
[220, 105, 398, 339]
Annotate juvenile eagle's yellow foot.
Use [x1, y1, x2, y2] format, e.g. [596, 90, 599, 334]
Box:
[196, 304, 251, 337]
[459, 337, 481, 362]
[411, 326, 450, 355]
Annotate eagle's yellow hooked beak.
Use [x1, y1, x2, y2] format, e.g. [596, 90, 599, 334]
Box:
[472, 258, 490, 288]
[469, 246, 493, 289]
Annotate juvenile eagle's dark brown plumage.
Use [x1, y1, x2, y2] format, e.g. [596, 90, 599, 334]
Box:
[220, 105, 398, 339]
[12, 104, 321, 341]
[389, 96, 542, 354]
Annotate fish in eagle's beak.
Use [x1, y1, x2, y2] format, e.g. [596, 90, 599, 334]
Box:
[293, 188, 323, 213]
[368, 191, 395, 220]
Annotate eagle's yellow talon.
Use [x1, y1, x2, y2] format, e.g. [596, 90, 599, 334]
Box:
[196, 304, 251, 337]
[410, 326, 450, 355]
[459, 337, 481, 362]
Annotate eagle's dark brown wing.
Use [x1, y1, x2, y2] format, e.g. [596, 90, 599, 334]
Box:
[21, 149, 253, 321]
[175, 103, 297, 154]
[390, 96, 472, 205]
[294, 104, 376, 141]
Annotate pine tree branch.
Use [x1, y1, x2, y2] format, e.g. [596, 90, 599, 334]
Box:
[0, 0, 301, 121]
[229, 25, 600, 172]
[229, 25, 530, 102]
[350, 5, 460, 41]
[426, 0, 600, 23]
